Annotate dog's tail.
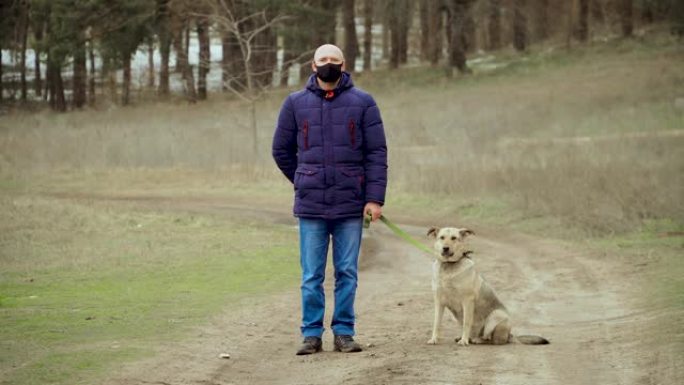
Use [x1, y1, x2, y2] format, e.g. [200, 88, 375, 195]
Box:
[511, 335, 550, 345]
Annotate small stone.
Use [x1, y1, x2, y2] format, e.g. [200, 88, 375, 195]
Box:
[397, 302, 404, 306]
[366, 343, 375, 348]
[219, 353, 231, 359]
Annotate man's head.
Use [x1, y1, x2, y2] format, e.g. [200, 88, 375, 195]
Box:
[312, 44, 345, 84]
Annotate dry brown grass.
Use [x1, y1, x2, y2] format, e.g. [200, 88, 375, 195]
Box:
[1, 36, 682, 234]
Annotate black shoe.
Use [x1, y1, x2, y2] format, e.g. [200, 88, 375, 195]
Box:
[333, 335, 363, 353]
[296, 336, 322, 355]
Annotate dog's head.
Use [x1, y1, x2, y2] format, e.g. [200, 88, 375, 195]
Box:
[427, 227, 474, 263]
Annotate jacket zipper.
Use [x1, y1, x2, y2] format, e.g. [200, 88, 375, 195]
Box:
[348, 119, 356, 146]
[303, 120, 309, 150]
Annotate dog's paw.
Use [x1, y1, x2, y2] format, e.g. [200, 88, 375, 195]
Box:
[457, 337, 469, 346]
[427, 338, 438, 345]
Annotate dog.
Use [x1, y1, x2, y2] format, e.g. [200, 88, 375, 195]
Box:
[426, 227, 548, 346]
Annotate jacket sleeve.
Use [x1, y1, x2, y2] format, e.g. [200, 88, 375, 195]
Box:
[361, 96, 388, 205]
[272, 96, 298, 183]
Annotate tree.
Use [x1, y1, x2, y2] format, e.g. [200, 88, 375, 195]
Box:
[387, 0, 412, 69]
[362, 0, 373, 71]
[202, 0, 289, 153]
[98, 0, 154, 106]
[534, 0, 549, 41]
[419, 0, 445, 64]
[17, 0, 29, 102]
[420, 0, 430, 61]
[577, 0, 589, 42]
[342, 0, 358, 72]
[488, 0, 502, 50]
[446, 0, 475, 74]
[620, 0, 633, 37]
[428, 0, 444, 65]
[156, 0, 172, 96]
[512, 0, 528, 51]
[673, 0, 684, 37]
[197, 12, 211, 100]
[170, 1, 197, 103]
[0, 0, 21, 102]
[30, 9, 46, 98]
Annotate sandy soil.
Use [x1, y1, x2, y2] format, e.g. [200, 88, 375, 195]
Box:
[93, 196, 682, 385]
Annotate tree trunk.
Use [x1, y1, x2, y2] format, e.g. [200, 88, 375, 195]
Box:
[420, 0, 430, 61]
[382, 10, 389, 60]
[512, 0, 528, 52]
[398, 4, 410, 65]
[157, 0, 171, 96]
[566, 0, 576, 49]
[388, 3, 399, 69]
[388, 0, 411, 68]
[463, 11, 476, 52]
[172, 20, 196, 102]
[33, 23, 43, 98]
[447, 0, 470, 74]
[488, 0, 501, 50]
[577, 0, 589, 42]
[254, 24, 277, 88]
[534, 0, 549, 41]
[197, 16, 210, 100]
[88, 39, 96, 105]
[342, 0, 358, 72]
[122, 51, 131, 105]
[591, 0, 605, 25]
[159, 33, 170, 95]
[47, 58, 66, 112]
[72, 38, 87, 108]
[0, 50, 3, 103]
[147, 42, 155, 88]
[221, 32, 230, 92]
[620, 0, 633, 37]
[19, 2, 28, 102]
[363, 0, 373, 71]
[428, 0, 443, 65]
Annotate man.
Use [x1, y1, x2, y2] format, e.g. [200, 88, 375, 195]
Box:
[272, 44, 388, 355]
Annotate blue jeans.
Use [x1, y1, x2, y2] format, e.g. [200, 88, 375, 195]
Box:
[298, 217, 363, 338]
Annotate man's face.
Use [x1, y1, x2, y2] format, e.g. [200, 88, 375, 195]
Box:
[311, 44, 345, 72]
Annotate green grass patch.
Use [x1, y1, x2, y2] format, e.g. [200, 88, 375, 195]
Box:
[0, 196, 299, 385]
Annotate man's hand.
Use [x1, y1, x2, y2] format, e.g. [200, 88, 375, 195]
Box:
[364, 202, 382, 222]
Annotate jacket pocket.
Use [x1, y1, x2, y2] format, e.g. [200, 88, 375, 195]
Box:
[340, 167, 365, 197]
[294, 166, 320, 190]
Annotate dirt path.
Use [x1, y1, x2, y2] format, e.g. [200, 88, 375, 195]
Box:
[85, 195, 681, 385]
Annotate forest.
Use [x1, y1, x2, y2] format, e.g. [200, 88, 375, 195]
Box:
[1, 0, 683, 111]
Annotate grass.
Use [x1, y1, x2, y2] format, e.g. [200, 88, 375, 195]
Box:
[0, 194, 299, 385]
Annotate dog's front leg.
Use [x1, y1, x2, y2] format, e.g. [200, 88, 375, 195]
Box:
[427, 301, 444, 345]
[458, 298, 474, 346]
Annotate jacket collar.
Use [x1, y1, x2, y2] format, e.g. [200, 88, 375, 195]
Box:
[305, 72, 354, 101]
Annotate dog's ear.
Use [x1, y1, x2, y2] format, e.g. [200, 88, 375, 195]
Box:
[427, 227, 439, 238]
[459, 228, 475, 238]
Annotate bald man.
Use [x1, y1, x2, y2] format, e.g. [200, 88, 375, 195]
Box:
[272, 44, 388, 355]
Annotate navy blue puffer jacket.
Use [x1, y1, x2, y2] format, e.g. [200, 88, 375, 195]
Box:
[272, 72, 388, 219]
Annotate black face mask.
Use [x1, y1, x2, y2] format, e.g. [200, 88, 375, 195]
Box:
[315, 63, 343, 83]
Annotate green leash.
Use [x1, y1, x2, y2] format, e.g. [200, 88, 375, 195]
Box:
[365, 213, 434, 255]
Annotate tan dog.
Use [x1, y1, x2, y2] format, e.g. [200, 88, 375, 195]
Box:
[426, 227, 548, 346]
